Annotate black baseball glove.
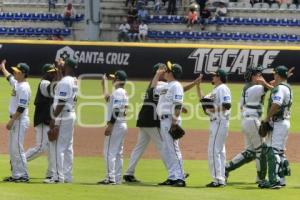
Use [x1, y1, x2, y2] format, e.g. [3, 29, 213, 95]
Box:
[259, 121, 273, 137]
[200, 97, 214, 113]
[169, 124, 185, 140]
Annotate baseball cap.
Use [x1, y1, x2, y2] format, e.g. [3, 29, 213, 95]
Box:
[42, 64, 57, 74]
[153, 63, 166, 74]
[64, 58, 78, 69]
[210, 68, 227, 82]
[274, 65, 288, 78]
[166, 61, 183, 79]
[109, 70, 127, 81]
[11, 63, 30, 74]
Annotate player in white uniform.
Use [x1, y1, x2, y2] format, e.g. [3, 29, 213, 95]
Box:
[0, 60, 31, 183]
[25, 64, 57, 180]
[259, 66, 292, 189]
[225, 67, 273, 183]
[44, 58, 78, 184]
[197, 69, 231, 187]
[124, 63, 202, 183]
[98, 70, 129, 185]
[155, 61, 186, 187]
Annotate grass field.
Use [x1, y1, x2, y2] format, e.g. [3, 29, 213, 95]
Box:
[0, 155, 300, 200]
[0, 77, 299, 132]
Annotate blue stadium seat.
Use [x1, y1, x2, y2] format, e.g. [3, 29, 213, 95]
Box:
[5, 12, 14, 20]
[241, 33, 251, 41]
[287, 34, 298, 42]
[75, 13, 84, 22]
[243, 18, 253, 25]
[232, 32, 241, 40]
[14, 12, 23, 20]
[280, 18, 289, 26]
[288, 19, 299, 27]
[216, 17, 227, 25]
[270, 33, 279, 41]
[57, 14, 64, 21]
[212, 32, 224, 40]
[43, 28, 53, 36]
[0, 27, 7, 35]
[157, 31, 167, 39]
[0, 12, 5, 20]
[261, 33, 270, 41]
[184, 32, 195, 40]
[7, 27, 16, 35]
[262, 18, 271, 26]
[61, 28, 71, 36]
[25, 27, 35, 36]
[53, 28, 62, 36]
[251, 33, 261, 41]
[204, 32, 213, 40]
[173, 15, 184, 24]
[278, 34, 288, 42]
[31, 13, 40, 21]
[223, 32, 233, 40]
[34, 28, 43, 36]
[22, 13, 32, 21]
[195, 32, 204, 40]
[253, 18, 263, 26]
[16, 27, 25, 36]
[40, 13, 50, 21]
[270, 18, 280, 26]
[147, 30, 158, 39]
[49, 13, 58, 21]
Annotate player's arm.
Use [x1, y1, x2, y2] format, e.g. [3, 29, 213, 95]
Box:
[101, 74, 110, 102]
[183, 74, 203, 92]
[256, 76, 273, 90]
[172, 103, 182, 125]
[6, 108, 23, 130]
[196, 83, 205, 100]
[0, 60, 17, 87]
[150, 68, 165, 88]
[265, 103, 280, 122]
[264, 88, 283, 121]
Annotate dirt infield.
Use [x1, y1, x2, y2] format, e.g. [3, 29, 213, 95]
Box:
[1, 125, 300, 162]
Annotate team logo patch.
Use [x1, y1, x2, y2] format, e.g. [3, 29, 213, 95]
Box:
[160, 89, 168, 95]
[60, 92, 67, 96]
[273, 96, 281, 101]
[223, 96, 231, 101]
[175, 95, 183, 100]
[19, 99, 27, 104]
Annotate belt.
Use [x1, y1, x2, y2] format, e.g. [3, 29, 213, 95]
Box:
[272, 116, 287, 122]
[210, 117, 217, 122]
[245, 105, 262, 109]
[244, 115, 259, 118]
[210, 116, 229, 122]
[63, 109, 75, 112]
[160, 115, 170, 120]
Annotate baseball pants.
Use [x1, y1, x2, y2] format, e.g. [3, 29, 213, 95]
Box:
[208, 119, 229, 185]
[49, 111, 76, 183]
[9, 117, 29, 179]
[103, 122, 128, 184]
[160, 117, 185, 181]
[25, 123, 53, 177]
[125, 127, 166, 176]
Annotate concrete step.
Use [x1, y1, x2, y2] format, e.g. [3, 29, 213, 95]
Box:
[0, 20, 85, 29]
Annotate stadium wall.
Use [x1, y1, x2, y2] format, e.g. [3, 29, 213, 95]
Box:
[0, 40, 299, 82]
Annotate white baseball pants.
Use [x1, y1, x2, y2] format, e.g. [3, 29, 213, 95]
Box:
[125, 127, 166, 176]
[208, 119, 229, 185]
[9, 117, 29, 179]
[103, 122, 128, 183]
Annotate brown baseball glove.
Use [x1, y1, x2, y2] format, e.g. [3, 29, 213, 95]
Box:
[169, 124, 185, 140]
[48, 126, 60, 141]
[259, 121, 273, 137]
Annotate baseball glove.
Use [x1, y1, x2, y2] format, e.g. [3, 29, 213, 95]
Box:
[169, 124, 185, 140]
[48, 126, 59, 141]
[200, 97, 214, 113]
[259, 121, 273, 137]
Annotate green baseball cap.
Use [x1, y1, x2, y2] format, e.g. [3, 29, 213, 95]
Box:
[210, 68, 227, 82]
[274, 65, 288, 78]
[109, 70, 127, 81]
[166, 61, 183, 79]
[42, 64, 57, 74]
[64, 58, 78, 69]
[12, 63, 30, 74]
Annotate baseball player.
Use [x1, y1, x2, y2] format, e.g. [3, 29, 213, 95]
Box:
[197, 68, 231, 187]
[25, 64, 57, 180]
[44, 58, 78, 184]
[259, 66, 292, 189]
[98, 70, 129, 185]
[123, 63, 201, 183]
[0, 60, 31, 183]
[225, 67, 273, 183]
[154, 61, 186, 187]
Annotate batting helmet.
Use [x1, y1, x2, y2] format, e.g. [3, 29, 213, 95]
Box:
[244, 66, 263, 82]
[166, 61, 183, 79]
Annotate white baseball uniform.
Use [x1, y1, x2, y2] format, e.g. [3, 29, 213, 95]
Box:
[49, 75, 78, 183]
[156, 80, 185, 181]
[25, 80, 53, 177]
[103, 87, 128, 184]
[226, 83, 267, 181]
[207, 83, 231, 185]
[266, 82, 292, 184]
[125, 81, 167, 176]
[7, 75, 31, 179]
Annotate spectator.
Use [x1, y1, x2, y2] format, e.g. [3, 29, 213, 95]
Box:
[63, 3, 76, 27]
[154, 0, 161, 14]
[136, 0, 147, 10]
[127, 6, 138, 24]
[215, 2, 227, 17]
[118, 20, 131, 42]
[162, 0, 168, 6]
[48, 0, 57, 12]
[199, 7, 211, 30]
[167, 0, 177, 15]
[196, 0, 208, 14]
[185, 6, 198, 29]
[138, 21, 148, 41]
[137, 6, 149, 22]
[129, 20, 139, 41]
[125, 0, 136, 7]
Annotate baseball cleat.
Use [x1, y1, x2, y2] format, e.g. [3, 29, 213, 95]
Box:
[123, 175, 140, 183]
[158, 179, 175, 186]
[3, 176, 16, 182]
[206, 182, 225, 188]
[172, 179, 186, 187]
[43, 178, 61, 184]
[97, 179, 116, 185]
[258, 181, 281, 189]
[14, 177, 29, 183]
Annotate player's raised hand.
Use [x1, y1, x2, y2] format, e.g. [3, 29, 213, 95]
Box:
[256, 76, 267, 85]
[194, 74, 203, 85]
[0, 59, 6, 71]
